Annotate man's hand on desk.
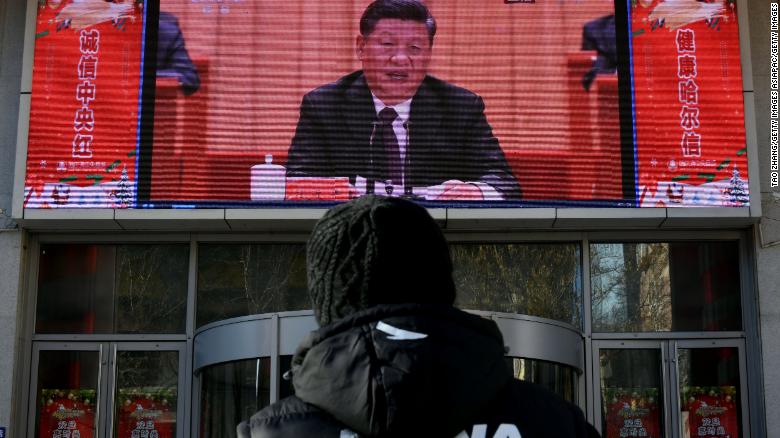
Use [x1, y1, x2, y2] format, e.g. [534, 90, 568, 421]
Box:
[348, 185, 362, 199]
[341, 178, 490, 200]
[434, 181, 485, 201]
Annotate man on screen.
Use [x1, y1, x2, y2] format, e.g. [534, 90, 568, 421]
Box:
[581, 14, 616, 91]
[158, 11, 200, 95]
[285, 0, 521, 201]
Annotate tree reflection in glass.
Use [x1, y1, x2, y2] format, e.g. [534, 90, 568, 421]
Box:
[590, 241, 741, 332]
[451, 243, 582, 327]
[197, 244, 309, 327]
[505, 357, 577, 402]
[36, 244, 189, 334]
[590, 243, 672, 332]
[115, 245, 189, 333]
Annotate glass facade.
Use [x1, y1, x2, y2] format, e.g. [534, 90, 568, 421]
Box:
[590, 242, 742, 332]
[197, 244, 309, 327]
[36, 244, 189, 334]
[22, 236, 751, 438]
[452, 243, 582, 326]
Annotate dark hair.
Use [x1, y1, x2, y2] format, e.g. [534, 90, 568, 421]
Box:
[360, 0, 437, 45]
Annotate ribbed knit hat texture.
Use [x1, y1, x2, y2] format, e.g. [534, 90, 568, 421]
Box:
[307, 195, 456, 326]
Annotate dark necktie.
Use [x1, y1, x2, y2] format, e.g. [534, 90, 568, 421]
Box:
[378, 107, 402, 184]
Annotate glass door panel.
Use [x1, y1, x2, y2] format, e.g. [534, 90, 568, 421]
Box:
[112, 350, 180, 438]
[28, 343, 185, 438]
[506, 357, 577, 403]
[594, 340, 749, 438]
[675, 344, 745, 438]
[199, 358, 271, 438]
[32, 347, 103, 438]
[595, 342, 667, 438]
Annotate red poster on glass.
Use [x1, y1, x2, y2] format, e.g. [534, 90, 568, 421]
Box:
[683, 387, 739, 438]
[631, 0, 748, 207]
[24, 0, 143, 209]
[38, 390, 96, 438]
[604, 389, 662, 438]
[116, 391, 175, 438]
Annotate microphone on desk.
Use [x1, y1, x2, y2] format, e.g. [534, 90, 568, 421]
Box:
[367, 120, 379, 195]
[401, 121, 423, 200]
[403, 121, 411, 196]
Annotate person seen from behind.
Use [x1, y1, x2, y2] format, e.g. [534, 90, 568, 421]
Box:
[238, 195, 600, 437]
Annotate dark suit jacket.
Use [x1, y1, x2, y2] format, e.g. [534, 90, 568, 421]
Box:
[157, 11, 200, 95]
[285, 71, 521, 200]
[581, 14, 617, 91]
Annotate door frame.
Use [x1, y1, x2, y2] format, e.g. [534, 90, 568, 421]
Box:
[669, 338, 750, 438]
[27, 341, 186, 438]
[28, 342, 107, 438]
[591, 339, 673, 438]
[592, 338, 750, 438]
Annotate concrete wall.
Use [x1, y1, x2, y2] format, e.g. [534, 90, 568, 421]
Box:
[747, 0, 780, 435]
[0, 0, 23, 221]
[0, 232, 22, 436]
[0, 0, 25, 435]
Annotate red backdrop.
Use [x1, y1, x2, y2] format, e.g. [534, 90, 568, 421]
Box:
[25, 0, 143, 208]
[631, 0, 748, 207]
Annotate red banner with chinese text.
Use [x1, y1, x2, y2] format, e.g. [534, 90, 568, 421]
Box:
[632, 0, 748, 207]
[24, 0, 143, 209]
[116, 391, 176, 438]
[604, 389, 662, 438]
[38, 390, 96, 438]
[683, 387, 739, 438]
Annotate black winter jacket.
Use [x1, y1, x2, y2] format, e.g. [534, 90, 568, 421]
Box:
[237, 304, 600, 438]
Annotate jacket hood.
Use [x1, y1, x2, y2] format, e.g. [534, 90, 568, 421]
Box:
[289, 304, 511, 437]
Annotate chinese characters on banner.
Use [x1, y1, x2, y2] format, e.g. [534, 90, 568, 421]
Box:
[676, 29, 701, 158]
[116, 390, 175, 438]
[604, 389, 662, 438]
[632, 0, 749, 207]
[683, 387, 739, 438]
[37, 390, 95, 438]
[73, 29, 100, 160]
[24, 0, 143, 209]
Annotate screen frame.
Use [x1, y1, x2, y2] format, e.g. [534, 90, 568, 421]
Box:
[134, 0, 639, 209]
[10, 0, 762, 221]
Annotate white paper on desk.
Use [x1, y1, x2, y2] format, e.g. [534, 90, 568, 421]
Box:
[355, 175, 367, 195]
[420, 179, 477, 200]
[415, 184, 445, 200]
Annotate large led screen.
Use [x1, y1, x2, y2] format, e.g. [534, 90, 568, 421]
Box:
[22, 0, 749, 208]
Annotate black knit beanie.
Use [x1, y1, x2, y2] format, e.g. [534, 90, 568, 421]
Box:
[307, 195, 456, 326]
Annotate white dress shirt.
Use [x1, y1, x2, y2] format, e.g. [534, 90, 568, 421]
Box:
[370, 94, 502, 200]
[371, 94, 411, 182]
